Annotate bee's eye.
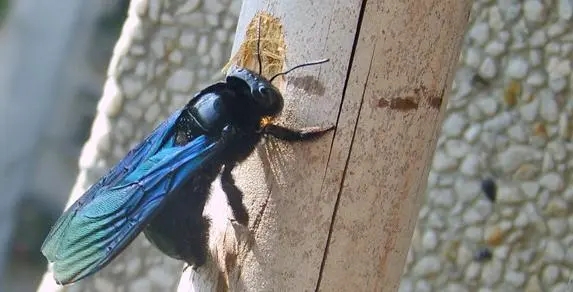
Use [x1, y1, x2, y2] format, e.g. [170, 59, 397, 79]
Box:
[250, 84, 283, 116]
[258, 86, 272, 97]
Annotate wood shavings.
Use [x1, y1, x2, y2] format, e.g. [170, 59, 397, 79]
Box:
[223, 11, 286, 83]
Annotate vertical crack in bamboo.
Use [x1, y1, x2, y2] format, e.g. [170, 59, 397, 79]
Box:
[314, 0, 370, 290]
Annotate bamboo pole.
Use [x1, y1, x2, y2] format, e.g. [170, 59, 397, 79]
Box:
[181, 0, 472, 291]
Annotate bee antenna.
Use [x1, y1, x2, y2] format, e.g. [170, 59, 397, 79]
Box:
[269, 58, 330, 83]
[256, 15, 263, 75]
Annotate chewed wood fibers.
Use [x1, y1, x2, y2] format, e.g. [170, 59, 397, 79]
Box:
[224, 12, 286, 84]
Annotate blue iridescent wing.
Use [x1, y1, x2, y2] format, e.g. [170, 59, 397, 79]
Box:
[41, 110, 222, 284]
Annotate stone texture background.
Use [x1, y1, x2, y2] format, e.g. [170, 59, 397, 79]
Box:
[400, 0, 573, 291]
[36, 0, 573, 291]
[1, 1, 129, 291]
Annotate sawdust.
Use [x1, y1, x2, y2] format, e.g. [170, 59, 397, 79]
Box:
[223, 11, 286, 83]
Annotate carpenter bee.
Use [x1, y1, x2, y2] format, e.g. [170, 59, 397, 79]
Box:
[41, 27, 334, 284]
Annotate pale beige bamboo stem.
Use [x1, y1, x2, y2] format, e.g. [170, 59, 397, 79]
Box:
[181, 0, 472, 291]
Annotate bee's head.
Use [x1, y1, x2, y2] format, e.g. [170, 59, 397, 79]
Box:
[225, 17, 330, 122]
[226, 68, 284, 118]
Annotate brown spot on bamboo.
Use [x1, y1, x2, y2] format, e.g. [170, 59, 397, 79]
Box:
[377, 85, 442, 111]
[429, 86, 444, 109]
[377, 97, 419, 111]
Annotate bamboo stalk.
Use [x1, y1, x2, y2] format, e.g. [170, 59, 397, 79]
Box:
[182, 0, 471, 291]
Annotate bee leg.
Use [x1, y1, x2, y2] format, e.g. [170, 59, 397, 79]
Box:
[221, 162, 249, 226]
[262, 124, 335, 142]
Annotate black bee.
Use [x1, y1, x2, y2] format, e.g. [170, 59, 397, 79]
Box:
[41, 31, 334, 284]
